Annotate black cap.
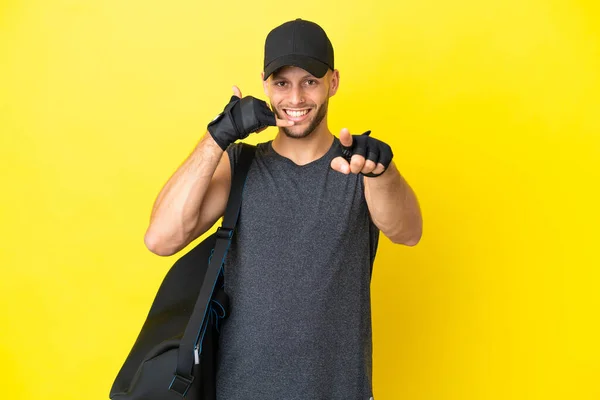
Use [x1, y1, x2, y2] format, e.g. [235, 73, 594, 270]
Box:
[263, 18, 334, 81]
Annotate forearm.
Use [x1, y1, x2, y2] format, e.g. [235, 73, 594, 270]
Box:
[145, 132, 223, 249]
[364, 162, 422, 245]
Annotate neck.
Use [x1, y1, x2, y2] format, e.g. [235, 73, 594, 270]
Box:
[271, 120, 334, 166]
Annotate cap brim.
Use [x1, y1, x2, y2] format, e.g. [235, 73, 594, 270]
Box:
[263, 54, 330, 81]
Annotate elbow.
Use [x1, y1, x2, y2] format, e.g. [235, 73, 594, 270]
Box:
[389, 225, 422, 246]
[144, 230, 178, 257]
[394, 213, 423, 246]
[391, 234, 421, 246]
[400, 235, 421, 246]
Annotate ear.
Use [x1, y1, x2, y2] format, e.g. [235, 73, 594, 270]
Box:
[328, 69, 340, 97]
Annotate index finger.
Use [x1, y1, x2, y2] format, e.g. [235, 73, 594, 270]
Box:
[275, 117, 295, 127]
[267, 104, 294, 127]
[255, 117, 294, 133]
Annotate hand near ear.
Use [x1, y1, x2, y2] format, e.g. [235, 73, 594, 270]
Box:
[207, 85, 295, 150]
[231, 85, 294, 134]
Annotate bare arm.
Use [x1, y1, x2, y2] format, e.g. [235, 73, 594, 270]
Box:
[364, 162, 422, 245]
[330, 128, 422, 246]
[144, 84, 295, 256]
[144, 132, 232, 256]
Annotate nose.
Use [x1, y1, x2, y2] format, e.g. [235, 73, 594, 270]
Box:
[288, 85, 305, 106]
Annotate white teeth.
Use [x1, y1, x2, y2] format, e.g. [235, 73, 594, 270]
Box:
[285, 109, 309, 117]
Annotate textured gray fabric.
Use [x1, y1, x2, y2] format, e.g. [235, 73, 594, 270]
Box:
[216, 136, 380, 400]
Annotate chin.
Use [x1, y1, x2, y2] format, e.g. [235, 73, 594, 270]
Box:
[282, 124, 316, 139]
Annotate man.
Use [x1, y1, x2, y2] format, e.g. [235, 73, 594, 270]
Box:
[144, 18, 422, 400]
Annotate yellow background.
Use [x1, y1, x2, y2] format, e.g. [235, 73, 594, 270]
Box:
[1, 0, 599, 399]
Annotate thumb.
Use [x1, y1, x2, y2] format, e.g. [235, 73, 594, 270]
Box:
[232, 85, 242, 98]
[339, 128, 353, 147]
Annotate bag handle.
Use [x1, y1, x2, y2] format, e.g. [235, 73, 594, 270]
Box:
[171, 143, 256, 394]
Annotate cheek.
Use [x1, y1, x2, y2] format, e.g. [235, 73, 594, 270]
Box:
[268, 94, 283, 108]
[313, 90, 327, 104]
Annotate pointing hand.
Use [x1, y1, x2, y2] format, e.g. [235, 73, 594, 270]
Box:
[330, 128, 394, 177]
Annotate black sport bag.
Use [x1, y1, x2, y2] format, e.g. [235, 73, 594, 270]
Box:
[109, 143, 256, 399]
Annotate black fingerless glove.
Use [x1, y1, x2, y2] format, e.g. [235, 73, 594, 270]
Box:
[207, 95, 277, 151]
[340, 130, 394, 177]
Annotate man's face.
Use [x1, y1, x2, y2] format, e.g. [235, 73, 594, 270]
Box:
[263, 66, 339, 139]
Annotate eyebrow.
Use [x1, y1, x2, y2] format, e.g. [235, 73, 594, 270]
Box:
[272, 73, 316, 81]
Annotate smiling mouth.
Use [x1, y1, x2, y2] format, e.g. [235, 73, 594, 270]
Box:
[283, 108, 312, 121]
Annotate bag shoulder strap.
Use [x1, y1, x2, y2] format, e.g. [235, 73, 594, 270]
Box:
[221, 143, 256, 234]
[172, 143, 256, 392]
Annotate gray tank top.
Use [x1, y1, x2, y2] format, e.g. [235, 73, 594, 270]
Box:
[216, 136, 380, 400]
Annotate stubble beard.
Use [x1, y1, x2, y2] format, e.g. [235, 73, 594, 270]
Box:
[273, 98, 329, 140]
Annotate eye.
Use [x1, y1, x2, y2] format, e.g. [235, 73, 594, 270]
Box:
[274, 81, 286, 87]
[306, 79, 317, 85]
